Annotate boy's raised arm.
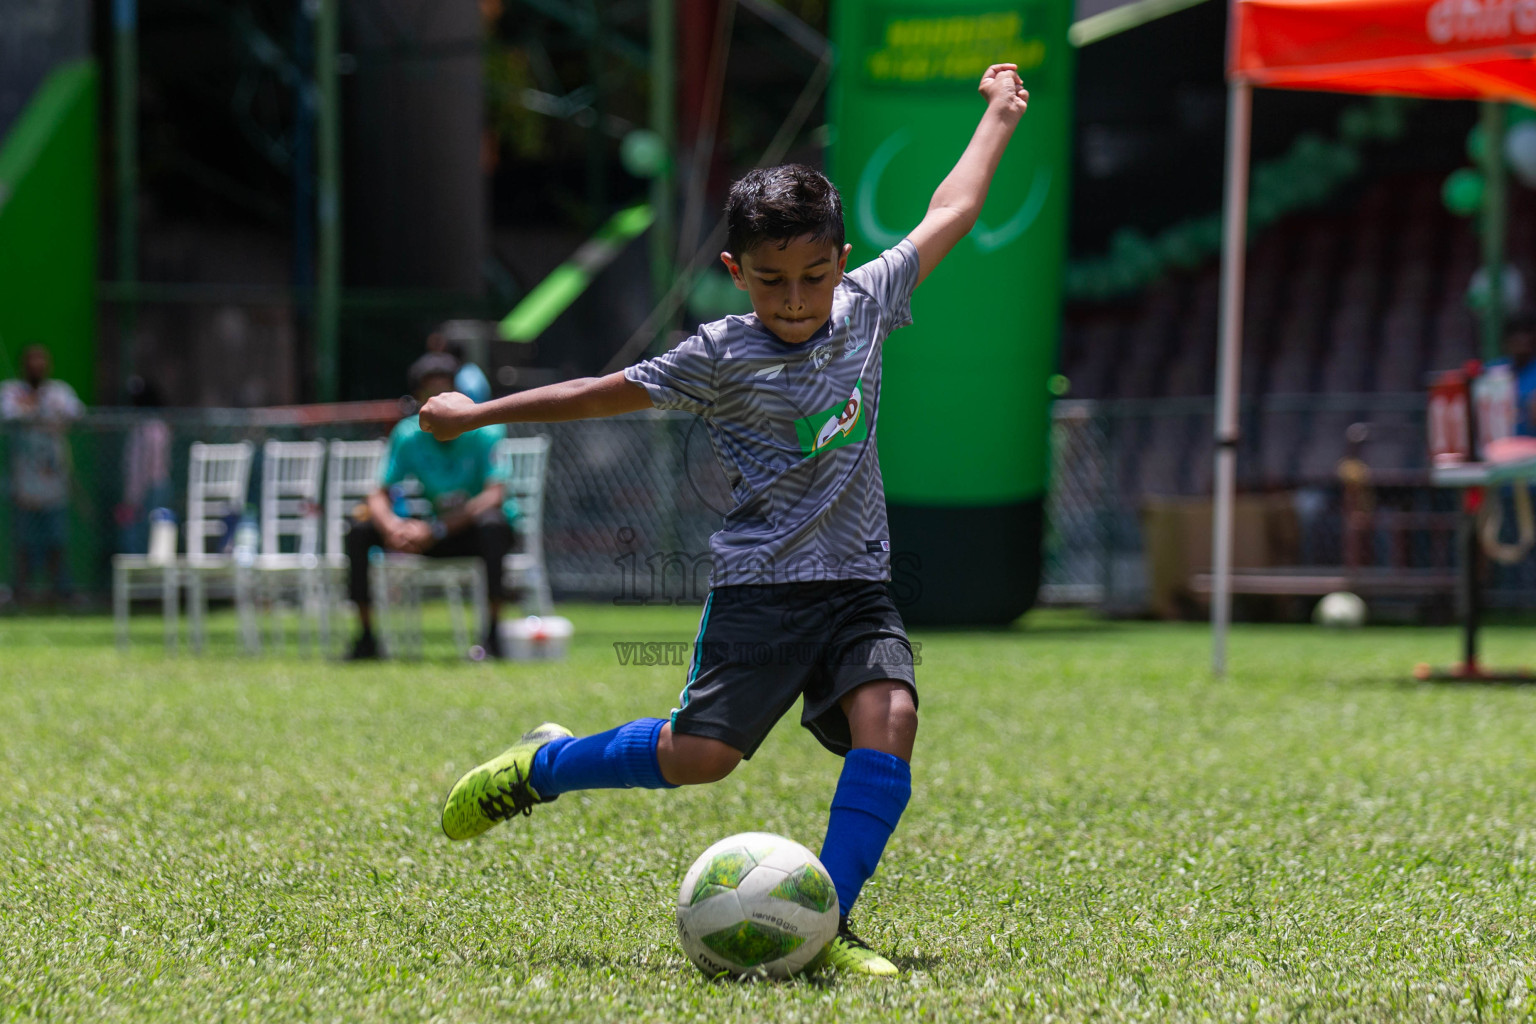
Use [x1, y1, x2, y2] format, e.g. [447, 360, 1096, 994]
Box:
[420, 371, 652, 440]
[907, 63, 1029, 286]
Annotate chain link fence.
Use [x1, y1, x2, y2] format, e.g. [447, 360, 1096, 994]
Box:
[0, 406, 734, 608]
[3, 395, 1533, 615]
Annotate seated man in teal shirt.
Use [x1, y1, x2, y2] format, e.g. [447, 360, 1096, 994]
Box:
[345, 353, 515, 659]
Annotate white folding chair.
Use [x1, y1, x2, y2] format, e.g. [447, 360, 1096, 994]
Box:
[373, 435, 554, 658]
[324, 439, 388, 565]
[248, 439, 326, 653]
[113, 441, 255, 653]
[112, 524, 181, 655]
[318, 439, 387, 653]
[370, 521, 488, 659]
[496, 435, 554, 614]
[366, 477, 486, 661]
[183, 441, 257, 653]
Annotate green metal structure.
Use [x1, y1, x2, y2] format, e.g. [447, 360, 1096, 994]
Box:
[500, 203, 656, 342]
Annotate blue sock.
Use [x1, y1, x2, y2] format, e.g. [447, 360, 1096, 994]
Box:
[818, 749, 912, 917]
[528, 718, 677, 796]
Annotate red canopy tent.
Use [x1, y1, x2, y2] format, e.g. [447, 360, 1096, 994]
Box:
[1234, 0, 1536, 99]
[1211, 0, 1536, 671]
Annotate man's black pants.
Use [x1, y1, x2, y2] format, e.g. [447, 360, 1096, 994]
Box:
[345, 512, 514, 607]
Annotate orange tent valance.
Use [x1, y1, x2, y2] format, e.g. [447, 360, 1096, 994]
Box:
[1231, 0, 1536, 104]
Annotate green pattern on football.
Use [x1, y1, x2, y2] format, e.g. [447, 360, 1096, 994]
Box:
[689, 849, 755, 905]
[700, 920, 806, 967]
[689, 883, 734, 906]
[770, 864, 836, 914]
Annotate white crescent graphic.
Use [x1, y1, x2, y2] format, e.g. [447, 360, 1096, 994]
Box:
[972, 168, 1052, 252]
[856, 129, 1052, 252]
[856, 131, 914, 249]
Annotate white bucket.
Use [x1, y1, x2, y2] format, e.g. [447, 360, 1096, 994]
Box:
[499, 615, 574, 661]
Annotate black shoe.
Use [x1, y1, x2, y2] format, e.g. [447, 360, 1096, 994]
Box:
[345, 633, 381, 660]
[481, 626, 505, 660]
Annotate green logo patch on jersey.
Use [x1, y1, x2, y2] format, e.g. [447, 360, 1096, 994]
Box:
[794, 381, 867, 459]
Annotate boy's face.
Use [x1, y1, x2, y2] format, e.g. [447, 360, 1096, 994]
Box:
[722, 235, 852, 345]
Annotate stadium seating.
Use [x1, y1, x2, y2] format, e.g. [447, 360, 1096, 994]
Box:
[1057, 171, 1536, 606]
[1059, 172, 1533, 494]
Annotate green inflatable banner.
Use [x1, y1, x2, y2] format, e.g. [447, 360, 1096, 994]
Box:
[829, 0, 1073, 624]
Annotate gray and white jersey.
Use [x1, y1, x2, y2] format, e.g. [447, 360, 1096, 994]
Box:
[625, 238, 920, 586]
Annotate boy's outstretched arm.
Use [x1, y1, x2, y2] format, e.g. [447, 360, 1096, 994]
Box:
[419, 371, 651, 440]
[907, 63, 1030, 285]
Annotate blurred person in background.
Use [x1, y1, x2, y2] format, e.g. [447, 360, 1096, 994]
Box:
[1504, 312, 1536, 436]
[343, 352, 516, 659]
[115, 376, 174, 554]
[426, 329, 493, 405]
[0, 344, 85, 604]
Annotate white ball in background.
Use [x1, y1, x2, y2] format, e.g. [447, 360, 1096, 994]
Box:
[1315, 591, 1367, 629]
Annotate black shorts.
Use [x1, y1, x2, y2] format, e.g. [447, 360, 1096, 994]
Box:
[671, 580, 918, 758]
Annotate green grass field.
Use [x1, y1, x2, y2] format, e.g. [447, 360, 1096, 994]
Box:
[7, 605, 1536, 1022]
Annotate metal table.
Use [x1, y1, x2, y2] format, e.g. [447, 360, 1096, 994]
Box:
[1419, 456, 1536, 681]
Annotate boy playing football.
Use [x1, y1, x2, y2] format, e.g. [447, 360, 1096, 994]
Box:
[425, 63, 1029, 975]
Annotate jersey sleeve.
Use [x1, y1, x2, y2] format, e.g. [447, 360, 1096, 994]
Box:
[845, 238, 920, 331]
[379, 420, 413, 489]
[623, 331, 718, 416]
[478, 429, 508, 490]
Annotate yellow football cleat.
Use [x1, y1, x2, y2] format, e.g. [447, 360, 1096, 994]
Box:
[440, 723, 572, 841]
[811, 919, 900, 977]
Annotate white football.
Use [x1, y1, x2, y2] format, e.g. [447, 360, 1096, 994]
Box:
[1315, 591, 1367, 628]
[675, 832, 840, 979]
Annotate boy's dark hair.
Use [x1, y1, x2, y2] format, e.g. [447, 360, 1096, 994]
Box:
[725, 164, 845, 258]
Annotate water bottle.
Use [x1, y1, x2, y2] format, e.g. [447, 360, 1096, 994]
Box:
[148, 508, 177, 565]
[234, 506, 259, 568]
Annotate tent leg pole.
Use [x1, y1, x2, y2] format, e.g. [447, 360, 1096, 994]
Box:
[1212, 80, 1252, 678]
[1480, 101, 1508, 362]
